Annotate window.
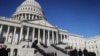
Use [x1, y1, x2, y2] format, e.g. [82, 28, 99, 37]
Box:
[94, 41, 96, 43]
[31, 8, 33, 10]
[26, 8, 27, 10]
[23, 8, 24, 10]
[34, 8, 35, 11]
[28, 7, 30, 10]
[96, 45, 97, 48]
[65, 35, 67, 39]
[37, 16, 39, 19]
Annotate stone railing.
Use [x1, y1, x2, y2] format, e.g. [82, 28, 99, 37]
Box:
[40, 42, 48, 48]
[51, 44, 67, 54]
[18, 48, 34, 56]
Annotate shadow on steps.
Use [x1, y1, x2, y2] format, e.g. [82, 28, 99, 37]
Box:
[40, 42, 48, 48]
[31, 40, 55, 56]
[51, 44, 67, 54]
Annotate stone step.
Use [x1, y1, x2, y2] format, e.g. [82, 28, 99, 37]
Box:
[38, 45, 69, 56]
[35, 51, 43, 56]
[19, 41, 32, 48]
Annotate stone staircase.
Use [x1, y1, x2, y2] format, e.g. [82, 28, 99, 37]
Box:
[36, 45, 69, 56]
[35, 51, 43, 56]
[33, 45, 47, 56]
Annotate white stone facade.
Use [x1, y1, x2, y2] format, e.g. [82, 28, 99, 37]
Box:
[0, 0, 100, 56]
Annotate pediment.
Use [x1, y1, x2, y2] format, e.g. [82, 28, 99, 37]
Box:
[27, 20, 56, 28]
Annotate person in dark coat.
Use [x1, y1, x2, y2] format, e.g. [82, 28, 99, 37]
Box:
[31, 40, 38, 48]
[83, 48, 88, 56]
[92, 52, 96, 56]
[1, 45, 8, 56]
[0, 45, 2, 56]
[78, 49, 83, 56]
[88, 52, 96, 56]
[69, 50, 74, 56]
[74, 48, 78, 56]
[55, 52, 57, 56]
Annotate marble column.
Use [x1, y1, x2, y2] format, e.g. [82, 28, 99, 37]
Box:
[29, 14, 30, 20]
[0, 25, 3, 35]
[52, 31, 54, 44]
[26, 27, 29, 40]
[47, 30, 50, 46]
[61, 34, 62, 42]
[38, 28, 40, 45]
[21, 14, 23, 20]
[32, 28, 35, 42]
[56, 32, 58, 44]
[19, 26, 23, 43]
[32, 15, 34, 20]
[5, 26, 10, 43]
[64, 35, 66, 39]
[43, 29, 45, 44]
[12, 27, 16, 44]
[63, 35, 65, 43]
[36, 15, 37, 19]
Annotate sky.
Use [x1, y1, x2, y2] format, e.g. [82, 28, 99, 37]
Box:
[0, 0, 100, 38]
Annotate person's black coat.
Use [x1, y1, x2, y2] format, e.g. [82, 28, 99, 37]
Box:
[88, 52, 96, 56]
[83, 49, 88, 56]
[31, 40, 38, 48]
[1, 48, 8, 56]
[69, 51, 74, 56]
[73, 49, 78, 56]
[78, 50, 82, 56]
[0, 49, 2, 56]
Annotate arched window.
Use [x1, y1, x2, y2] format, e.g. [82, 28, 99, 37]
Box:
[37, 16, 39, 19]
[26, 8, 27, 10]
[65, 35, 67, 39]
[34, 15, 36, 19]
[31, 8, 33, 11]
[7, 48, 11, 56]
[28, 7, 30, 10]
[34, 8, 35, 11]
[13, 48, 18, 56]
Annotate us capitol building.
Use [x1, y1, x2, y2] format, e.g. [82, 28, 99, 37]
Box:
[0, 0, 100, 56]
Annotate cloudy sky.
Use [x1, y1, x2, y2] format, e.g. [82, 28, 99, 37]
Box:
[0, 0, 100, 38]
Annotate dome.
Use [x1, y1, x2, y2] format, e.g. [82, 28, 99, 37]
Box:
[21, 0, 41, 9]
[12, 0, 44, 21]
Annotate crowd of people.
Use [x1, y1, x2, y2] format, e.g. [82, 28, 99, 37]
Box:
[69, 48, 96, 56]
[0, 45, 8, 56]
[0, 43, 97, 56]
